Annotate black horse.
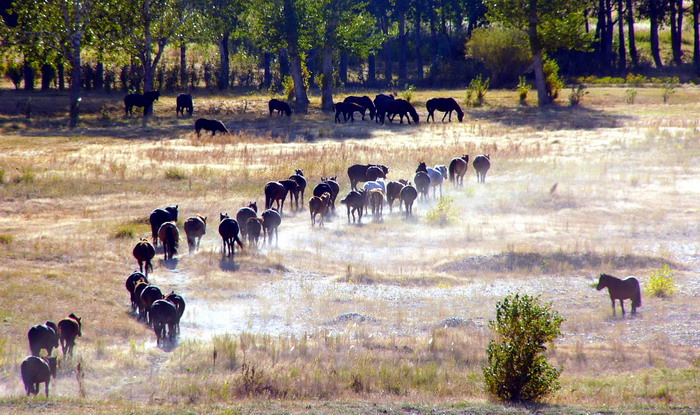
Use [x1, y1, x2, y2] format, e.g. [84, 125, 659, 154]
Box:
[334, 102, 366, 123]
[343, 96, 376, 120]
[219, 214, 244, 257]
[426, 97, 464, 122]
[149, 205, 178, 247]
[374, 94, 394, 124]
[269, 99, 292, 116]
[195, 118, 228, 137]
[289, 169, 307, 210]
[347, 164, 389, 190]
[176, 93, 193, 117]
[124, 90, 160, 117]
[597, 274, 642, 316]
[27, 322, 59, 356]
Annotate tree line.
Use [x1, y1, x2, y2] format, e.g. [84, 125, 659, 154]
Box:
[1, 0, 699, 126]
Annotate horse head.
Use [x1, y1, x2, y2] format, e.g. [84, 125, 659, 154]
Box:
[596, 274, 609, 290]
[295, 169, 304, 176]
[220, 213, 229, 221]
[462, 154, 469, 162]
[416, 162, 427, 173]
[248, 202, 258, 212]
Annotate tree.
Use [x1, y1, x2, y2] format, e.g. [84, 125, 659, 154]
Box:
[466, 26, 531, 87]
[488, 0, 589, 105]
[198, 0, 243, 90]
[483, 294, 564, 402]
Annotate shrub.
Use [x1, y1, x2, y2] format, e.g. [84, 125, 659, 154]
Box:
[425, 197, 458, 227]
[626, 73, 647, 86]
[164, 167, 187, 181]
[400, 83, 415, 102]
[483, 293, 564, 402]
[645, 265, 677, 298]
[282, 75, 295, 101]
[466, 75, 489, 107]
[466, 26, 531, 86]
[568, 84, 588, 107]
[625, 88, 638, 104]
[13, 167, 35, 184]
[5, 61, 23, 90]
[517, 76, 531, 104]
[543, 58, 563, 101]
[662, 77, 679, 104]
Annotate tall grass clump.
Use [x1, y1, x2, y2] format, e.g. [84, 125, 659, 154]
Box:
[165, 167, 187, 181]
[466, 75, 489, 107]
[517, 76, 531, 104]
[13, 167, 35, 184]
[400, 84, 416, 102]
[425, 197, 458, 227]
[625, 88, 638, 104]
[662, 77, 679, 104]
[483, 293, 564, 402]
[568, 84, 588, 107]
[0, 234, 14, 245]
[543, 58, 563, 101]
[644, 265, 677, 298]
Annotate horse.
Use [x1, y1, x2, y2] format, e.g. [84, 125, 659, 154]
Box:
[322, 177, 340, 212]
[126, 272, 148, 313]
[21, 356, 57, 397]
[140, 285, 164, 325]
[150, 299, 178, 346]
[57, 313, 82, 357]
[133, 280, 150, 321]
[289, 169, 306, 210]
[236, 202, 258, 239]
[27, 322, 59, 356]
[374, 94, 395, 124]
[386, 181, 406, 212]
[413, 171, 431, 201]
[124, 90, 160, 117]
[158, 221, 179, 261]
[269, 98, 292, 116]
[261, 208, 282, 246]
[149, 205, 178, 247]
[416, 162, 443, 198]
[279, 179, 300, 211]
[366, 166, 386, 182]
[246, 217, 263, 248]
[400, 184, 418, 217]
[347, 164, 389, 190]
[344, 96, 376, 120]
[132, 238, 155, 276]
[597, 274, 642, 316]
[184, 215, 207, 253]
[334, 102, 366, 123]
[426, 97, 464, 122]
[473, 154, 491, 183]
[369, 189, 384, 220]
[264, 181, 289, 214]
[309, 192, 332, 226]
[176, 93, 193, 117]
[219, 213, 244, 257]
[195, 118, 228, 137]
[340, 190, 366, 223]
[165, 292, 186, 334]
[382, 99, 419, 125]
[448, 155, 469, 187]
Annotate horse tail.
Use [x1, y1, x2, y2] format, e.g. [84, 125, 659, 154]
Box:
[234, 234, 244, 249]
[633, 280, 642, 308]
[448, 160, 456, 183]
[165, 225, 178, 257]
[151, 222, 159, 245]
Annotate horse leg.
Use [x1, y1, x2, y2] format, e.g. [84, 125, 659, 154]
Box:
[620, 299, 626, 315]
[442, 111, 448, 122]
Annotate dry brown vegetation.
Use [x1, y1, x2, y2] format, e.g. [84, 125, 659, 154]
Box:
[0, 87, 700, 414]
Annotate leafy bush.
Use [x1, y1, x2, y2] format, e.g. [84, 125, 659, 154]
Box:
[466, 75, 489, 107]
[282, 75, 295, 101]
[645, 265, 678, 298]
[483, 293, 564, 402]
[4, 61, 23, 90]
[626, 73, 647, 86]
[400, 83, 415, 102]
[543, 58, 563, 101]
[425, 197, 458, 227]
[662, 77, 680, 104]
[466, 26, 531, 86]
[625, 88, 638, 104]
[517, 76, 531, 104]
[568, 84, 588, 107]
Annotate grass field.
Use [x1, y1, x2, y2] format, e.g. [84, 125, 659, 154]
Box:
[0, 86, 699, 414]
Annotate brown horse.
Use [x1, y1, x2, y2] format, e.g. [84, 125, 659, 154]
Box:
[219, 213, 244, 257]
[140, 285, 164, 325]
[150, 299, 178, 346]
[236, 202, 258, 239]
[289, 170, 307, 210]
[448, 155, 469, 187]
[264, 181, 288, 214]
[57, 313, 82, 357]
[21, 356, 57, 397]
[340, 190, 366, 223]
[386, 181, 406, 212]
[369, 188, 384, 220]
[126, 272, 148, 312]
[132, 238, 155, 276]
[158, 221, 179, 260]
[400, 184, 418, 218]
[473, 154, 491, 183]
[597, 273, 642, 316]
[309, 192, 331, 226]
[184, 215, 207, 253]
[246, 217, 263, 248]
[165, 291, 186, 334]
[426, 97, 464, 122]
[133, 280, 150, 321]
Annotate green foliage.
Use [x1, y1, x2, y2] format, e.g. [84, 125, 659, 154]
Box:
[662, 77, 680, 104]
[466, 75, 489, 107]
[0, 234, 14, 245]
[4, 61, 23, 90]
[568, 84, 588, 107]
[626, 73, 647, 86]
[400, 84, 415, 102]
[517, 76, 531, 103]
[483, 294, 564, 402]
[625, 88, 638, 104]
[425, 197, 458, 227]
[645, 265, 678, 298]
[282, 75, 295, 101]
[543, 58, 563, 101]
[466, 26, 531, 86]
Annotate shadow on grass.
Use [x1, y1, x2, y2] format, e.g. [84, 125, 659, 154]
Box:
[467, 105, 631, 130]
[219, 256, 240, 272]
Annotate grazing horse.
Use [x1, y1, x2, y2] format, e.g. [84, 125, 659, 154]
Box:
[334, 102, 366, 123]
[289, 169, 307, 210]
[369, 189, 384, 220]
[373, 94, 394, 124]
[386, 181, 406, 212]
[165, 292, 186, 334]
[150, 299, 178, 346]
[27, 322, 59, 356]
[261, 208, 282, 246]
[158, 221, 179, 261]
[126, 272, 148, 312]
[149, 205, 178, 247]
[184, 215, 207, 253]
[219, 213, 244, 257]
[264, 181, 289, 214]
[448, 155, 469, 187]
[347, 164, 389, 190]
[124, 90, 160, 117]
[21, 356, 57, 397]
[413, 172, 431, 201]
[597, 274, 642, 316]
[426, 97, 464, 122]
[382, 99, 420, 125]
[340, 190, 366, 223]
[344, 96, 376, 120]
[269, 98, 292, 116]
[57, 313, 82, 357]
[236, 202, 258, 239]
[400, 184, 418, 217]
[176, 93, 193, 117]
[309, 192, 331, 226]
[195, 118, 228, 137]
[416, 162, 443, 198]
[246, 217, 263, 248]
[132, 238, 155, 277]
[140, 285, 164, 325]
[473, 154, 491, 183]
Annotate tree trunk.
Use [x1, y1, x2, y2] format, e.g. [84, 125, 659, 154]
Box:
[69, 37, 82, 129]
[670, 0, 683, 65]
[283, 0, 309, 110]
[604, 0, 614, 69]
[95, 62, 104, 90]
[263, 52, 272, 87]
[368, 54, 376, 85]
[429, 7, 439, 82]
[650, 0, 664, 67]
[617, 0, 626, 72]
[23, 58, 34, 91]
[142, 0, 154, 92]
[279, 49, 289, 77]
[321, 40, 334, 111]
[694, 0, 700, 72]
[41, 63, 53, 90]
[57, 60, 65, 90]
[415, 9, 423, 80]
[339, 52, 348, 85]
[218, 32, 230, 89]
[398, 9, 407, 82]
[528, 0, 549, 105]
[626, 0, 638, 67]
[180, 43, 187, 89]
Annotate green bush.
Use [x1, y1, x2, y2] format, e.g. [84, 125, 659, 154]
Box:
[645, 265, 677, 298]
[282, 75, 295, 101]
[517, 76, 531, 104]
[662, 77, 680, 104]
[568, 84, 588, 107]
[425, 197, 458, 227]
[466, 75, 489, 107]
[483, 293, 564, 402]
[543, 58, 563, 101]
[164, 167, 187, 181]
[466, 26, 531, 86]
[4, 61, 23, 90]
[625, 88, 638, 104]
[400, 83, 415, 102]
